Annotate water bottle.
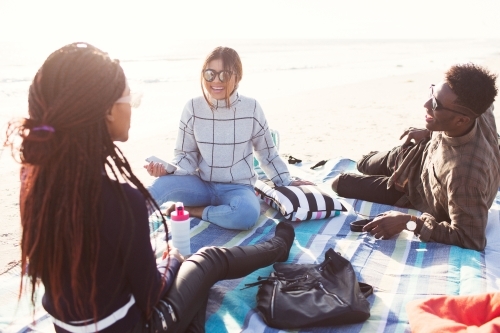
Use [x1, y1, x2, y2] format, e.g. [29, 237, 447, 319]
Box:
[170, 202, 191, 256]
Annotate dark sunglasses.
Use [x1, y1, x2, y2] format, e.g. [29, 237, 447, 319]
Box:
[203, 69, 233, 83]
[429, 84, 473, 116]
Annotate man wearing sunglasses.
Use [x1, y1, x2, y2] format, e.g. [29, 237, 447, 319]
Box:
[331, 63, 500, 251]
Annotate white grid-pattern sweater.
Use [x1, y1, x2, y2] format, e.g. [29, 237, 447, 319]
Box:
[171, 92, 292, 186]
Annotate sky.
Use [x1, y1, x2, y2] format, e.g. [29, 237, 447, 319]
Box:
[0, 0, 499, 54]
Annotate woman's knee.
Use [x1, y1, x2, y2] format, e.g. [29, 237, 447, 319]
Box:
[190, 246, 227, 270]
[147, 176, 177, 203]
[148, 175, 209, 206]
[229, 197, 260, 230]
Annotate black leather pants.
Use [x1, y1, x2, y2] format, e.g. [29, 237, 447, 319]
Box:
[129, 236, 288, 333]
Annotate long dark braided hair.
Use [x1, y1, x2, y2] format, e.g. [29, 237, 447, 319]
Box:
[4, 42, 166, 321]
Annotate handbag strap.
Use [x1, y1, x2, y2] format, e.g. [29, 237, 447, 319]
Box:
[358, 282, 373, 298]
[241, 276, 270, 289]
[241, 274, 310, 290]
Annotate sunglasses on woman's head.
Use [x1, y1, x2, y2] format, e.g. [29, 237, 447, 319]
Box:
[115, 92, 142, 108]
[203, 69, 232, 83]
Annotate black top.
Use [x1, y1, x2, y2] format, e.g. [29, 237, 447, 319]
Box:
[42, 178, 179, 333]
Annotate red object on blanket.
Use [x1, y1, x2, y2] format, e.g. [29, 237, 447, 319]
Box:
[406, 293, 500, 332]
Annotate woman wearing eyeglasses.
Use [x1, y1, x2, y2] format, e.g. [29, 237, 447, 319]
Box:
[6, 42, 296, 333]
[146, 46, 313, 230]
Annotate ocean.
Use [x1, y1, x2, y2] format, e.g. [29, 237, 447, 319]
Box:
[2, 38, 500, 115]
[1, 38, 500, 158]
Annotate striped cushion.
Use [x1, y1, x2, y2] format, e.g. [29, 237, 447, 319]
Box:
[254, 179, 346, 222]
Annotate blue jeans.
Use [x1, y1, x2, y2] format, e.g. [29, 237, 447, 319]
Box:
[147, 175, 260, 230]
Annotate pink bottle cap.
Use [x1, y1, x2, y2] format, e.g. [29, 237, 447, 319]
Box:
[171, 202, 189, 221]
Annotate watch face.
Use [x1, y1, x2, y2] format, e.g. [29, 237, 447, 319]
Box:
[406, 220, 417, 231]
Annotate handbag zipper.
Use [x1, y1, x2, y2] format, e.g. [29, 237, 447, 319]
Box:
[158, 300, 177, 323]
[153, 307, 168, 331]
[318, 257, 332, 272]
[271, 280, 278, 319]
[317, 282, 345, 305]
[165, 302, 177, 322]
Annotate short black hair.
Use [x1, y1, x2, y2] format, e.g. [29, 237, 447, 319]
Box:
[445, 63, 498, 116]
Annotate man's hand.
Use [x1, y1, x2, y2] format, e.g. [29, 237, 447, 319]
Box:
[144, 161, 168, 177]
[400, 127, 430, 147]
[363, 211, 411, 240]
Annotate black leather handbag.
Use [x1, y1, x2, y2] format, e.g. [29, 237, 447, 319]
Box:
[245, 248, 373, 329]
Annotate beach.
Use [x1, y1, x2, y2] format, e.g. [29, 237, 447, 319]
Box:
[1, 39, 500, 273]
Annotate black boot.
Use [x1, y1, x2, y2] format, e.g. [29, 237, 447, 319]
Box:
[274, 221, 295, 262]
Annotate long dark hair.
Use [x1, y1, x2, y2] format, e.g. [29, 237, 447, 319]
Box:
[4, 42, 166, 321]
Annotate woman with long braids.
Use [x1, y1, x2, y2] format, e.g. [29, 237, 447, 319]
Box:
[5, 42, 295, 333]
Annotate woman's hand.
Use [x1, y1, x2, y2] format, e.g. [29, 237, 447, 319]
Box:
[290, 179, 315, 186]
[144, 161, 167, 177]
[399, 127, 431, 147]
[162, 245, 185, 263]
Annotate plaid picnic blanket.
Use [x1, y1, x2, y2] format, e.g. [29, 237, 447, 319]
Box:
[1, 158, 499, 333]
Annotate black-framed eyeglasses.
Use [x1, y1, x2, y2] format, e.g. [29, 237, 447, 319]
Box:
[203, 69, 233, 83]
[429, 84, 473, 116]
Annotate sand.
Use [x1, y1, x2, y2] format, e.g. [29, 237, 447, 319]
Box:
[2, 54, 500, 274]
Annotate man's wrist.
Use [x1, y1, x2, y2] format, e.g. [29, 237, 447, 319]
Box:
[413, 215, 424, 234]
[406, 215, 417, 232]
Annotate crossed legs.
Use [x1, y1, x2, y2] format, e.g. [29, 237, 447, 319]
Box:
[331, 147, 407, 205]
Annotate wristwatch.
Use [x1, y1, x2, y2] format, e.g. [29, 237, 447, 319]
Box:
[406, 215, 417, 232]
